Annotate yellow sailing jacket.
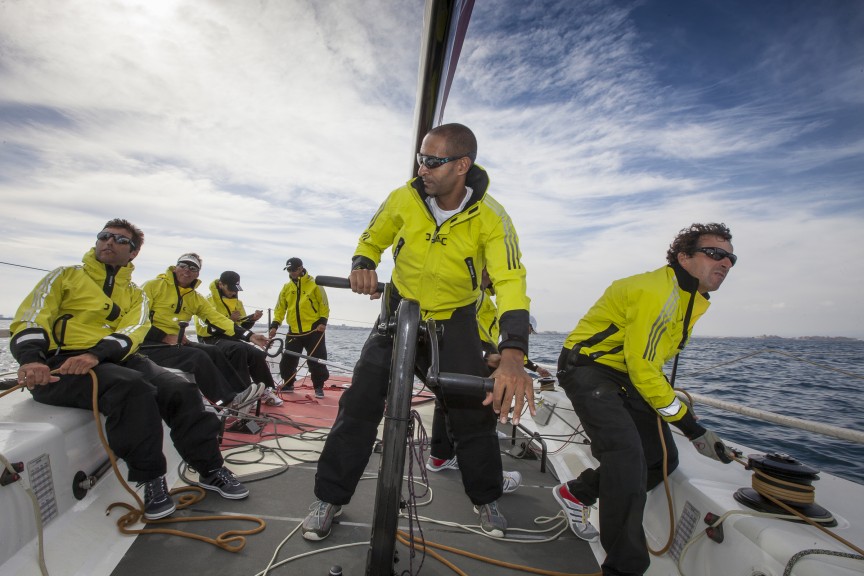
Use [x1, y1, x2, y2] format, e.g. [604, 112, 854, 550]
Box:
[195, 280, 253, 337]
[476, 288, 499, 348]
[142, 267, 253, 342]
[270, 273, 329, 333]
[563, 265, 710, 424]
[10, 248, 149, 364]
[353, 164, 530, 352]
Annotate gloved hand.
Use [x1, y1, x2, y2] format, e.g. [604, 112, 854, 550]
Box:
[691, 429, 733, 464]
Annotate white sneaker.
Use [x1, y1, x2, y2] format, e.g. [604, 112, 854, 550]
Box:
[502, 470, 522, 494]
[426, 455, 459, 472]
[552, 483, 600, 542]
[262, 387, 283, 406]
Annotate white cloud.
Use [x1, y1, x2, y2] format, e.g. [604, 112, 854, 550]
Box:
[1, 0, 862, 339]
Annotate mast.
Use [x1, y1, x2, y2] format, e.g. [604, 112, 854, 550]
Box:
[409, 0, 475, 176]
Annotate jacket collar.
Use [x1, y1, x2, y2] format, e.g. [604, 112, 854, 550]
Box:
[670, 261, 709, 300]
[82, 248, 134, 284]
[411, 163, 491, 210]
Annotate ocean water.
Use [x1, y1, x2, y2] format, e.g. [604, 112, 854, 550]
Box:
[3, 321, 863, 485]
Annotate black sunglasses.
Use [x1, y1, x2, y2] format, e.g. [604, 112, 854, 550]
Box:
[176, 262, 200, 273]
[695, 247, 737, 266]
[416, 153, 463, 170]
[97, 231, 136, 250]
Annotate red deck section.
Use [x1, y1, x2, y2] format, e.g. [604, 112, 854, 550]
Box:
[219, 374, 436, 447]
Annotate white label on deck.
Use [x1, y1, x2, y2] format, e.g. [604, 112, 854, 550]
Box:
[27, 454, 58, 526]
[669, 501, 700, 561]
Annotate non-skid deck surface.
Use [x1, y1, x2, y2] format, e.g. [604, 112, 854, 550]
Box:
[112, 399, 602, 576]
[219, 375, 437, 446]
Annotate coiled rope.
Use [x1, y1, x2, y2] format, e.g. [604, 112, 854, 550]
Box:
[89, 368, 266, 552]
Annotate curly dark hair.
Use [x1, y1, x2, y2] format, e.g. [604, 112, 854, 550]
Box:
[666, 223, 732, 266]
[102, 218, 144, 251]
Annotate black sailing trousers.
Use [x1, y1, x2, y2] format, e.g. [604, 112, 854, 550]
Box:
[314, 302, 502, 506]
[279, 330, 329, 389]
[31, 353, 223, 483]
[143, 341, 247, 405]
[557, 353, 678, 576]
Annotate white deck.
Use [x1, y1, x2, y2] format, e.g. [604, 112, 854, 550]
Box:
[0, 388, 184, 576]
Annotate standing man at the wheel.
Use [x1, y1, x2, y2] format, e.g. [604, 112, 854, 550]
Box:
[268, 257, 330, 398]
[301, 123, 534, 541]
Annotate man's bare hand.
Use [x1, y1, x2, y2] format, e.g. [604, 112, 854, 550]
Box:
[17, 362, 58, 388]
[483, 348, 535, 425]
[252, 310, 264, 321]
[268, 327, 278, 339]
[349, 269, 381, 300]
[229, 310, 243, 322]
[250, 333, 269, 348]
[57, 353, 100, 376]
[162, 334, 179, 345]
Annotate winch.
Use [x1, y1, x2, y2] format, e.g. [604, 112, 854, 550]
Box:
[733, 451, 837, 525]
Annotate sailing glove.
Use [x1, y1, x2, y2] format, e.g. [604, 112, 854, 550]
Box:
[691, 429, 733, 464]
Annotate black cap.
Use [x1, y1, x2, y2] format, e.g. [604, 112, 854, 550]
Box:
[219, 271, 242, 292]
[284, 257, 303, 272]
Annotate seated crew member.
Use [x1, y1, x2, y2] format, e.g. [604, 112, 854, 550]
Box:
[195, 270, 282, 407]
[10, 219, 249, 520]
[141, 253, 269, 410]
[267, 257, 330, 399]
[553, 223, 736, 575]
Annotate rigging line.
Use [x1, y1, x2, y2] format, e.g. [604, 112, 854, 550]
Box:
[0, 261, 52, 272]
[680, 348, 864, 380]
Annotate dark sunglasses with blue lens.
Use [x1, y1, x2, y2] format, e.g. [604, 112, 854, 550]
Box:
[695, 246, 737, 266]
[96, 231, 136, 250]
[416, 153, 464, 170]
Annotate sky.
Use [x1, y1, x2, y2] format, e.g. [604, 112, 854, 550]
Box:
[1, 0, 862, 338]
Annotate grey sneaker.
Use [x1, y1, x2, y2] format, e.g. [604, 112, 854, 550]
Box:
[142, 476, 176, 520]
[502, 470, 522, 494]
[426, 455, 459, 472]
[552, 483, 599, 542]
[473, 500, 507, 537]
[196, 466, 250, 500]
[314, 388, 325, 399]
[302, 500, 343, 541]
[231, 383, 264, 410]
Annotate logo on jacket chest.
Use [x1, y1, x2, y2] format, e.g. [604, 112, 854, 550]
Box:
[425, 233, 448, 245]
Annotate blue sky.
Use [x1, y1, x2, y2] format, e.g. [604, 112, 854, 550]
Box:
[1, 0, 862, 337]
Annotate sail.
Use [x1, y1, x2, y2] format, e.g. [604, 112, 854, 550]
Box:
[409, 0, 475, 176]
